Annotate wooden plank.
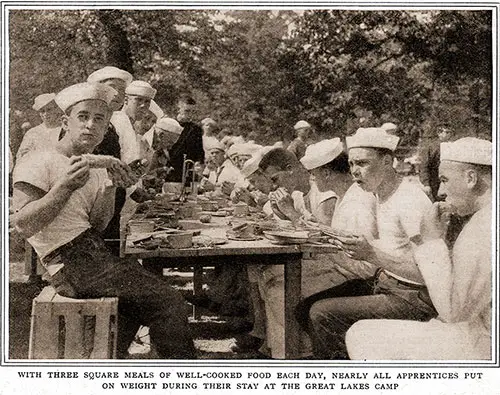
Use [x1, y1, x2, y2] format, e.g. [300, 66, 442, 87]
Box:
[63, 313, 84, 359]
[92, 305, 112, 359]
[28, 301, 59, 359]
[283, 256, 302, 359]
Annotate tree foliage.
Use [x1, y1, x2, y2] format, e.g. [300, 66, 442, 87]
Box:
[8, 9, 492, 146]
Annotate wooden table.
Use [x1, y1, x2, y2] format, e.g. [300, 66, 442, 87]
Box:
[122, 216, 337, 359]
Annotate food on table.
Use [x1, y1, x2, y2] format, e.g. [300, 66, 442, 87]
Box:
[199, 214, 212, 223]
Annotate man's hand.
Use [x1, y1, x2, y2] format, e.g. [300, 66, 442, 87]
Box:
[420, 202, 452, 243]
[232, 187, 252, 204]
[58, 156, 90, 192]
[269, 187, 299, 220]
[422, 185, 432, 198]
[200, 178, 215, 192]
[337, 235, 375, 261]
[221, 181, 235, 196]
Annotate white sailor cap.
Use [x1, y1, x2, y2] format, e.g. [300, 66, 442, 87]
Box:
[55, 83, 117, 112]
[300, 138, 344, 170]
[205, 140, 226, 153]
[441, 137, 492, 166]
[294, 120, 311, 130]
[227, 143, 263, 158]
[201, 117, 217, 127]
[33, 93, 56, 111]
[155, 117, 183, 135]
[380, 122, 397, 132]
[87, 66, 133, 85]
[149, 100, 164, 119]
[230, 136, 246, 145]
[241, 146, 274, 178]
[125, 81, 157, 99]
[227, 143, 245, 159]
[346, 127, 400, 152]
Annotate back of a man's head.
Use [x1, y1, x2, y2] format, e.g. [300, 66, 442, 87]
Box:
[259, 148, 300, 172]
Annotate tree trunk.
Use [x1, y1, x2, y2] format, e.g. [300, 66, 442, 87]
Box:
[96, 10, 134, 73]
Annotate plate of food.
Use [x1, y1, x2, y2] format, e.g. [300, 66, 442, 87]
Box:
[263, 230, 322, 244]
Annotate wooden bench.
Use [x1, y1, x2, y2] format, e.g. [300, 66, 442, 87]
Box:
[29, 286, 118, 359]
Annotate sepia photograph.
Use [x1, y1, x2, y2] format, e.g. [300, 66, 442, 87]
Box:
[1, 2, 498, 393]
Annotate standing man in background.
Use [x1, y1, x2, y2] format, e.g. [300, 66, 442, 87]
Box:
[16, 93, 63, 160]
[287, 120, 312, 160]
[420, 123, 453, 201]
[169, 94, 205, 181]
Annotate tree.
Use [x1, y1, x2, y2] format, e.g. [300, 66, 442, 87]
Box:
[282, 10, 492, 144]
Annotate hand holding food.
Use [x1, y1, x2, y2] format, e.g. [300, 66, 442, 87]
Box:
[81, 154, 147, 188]
[420, 201, 455, 243]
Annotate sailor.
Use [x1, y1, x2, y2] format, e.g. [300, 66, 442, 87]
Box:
[347, 137, 492, 360]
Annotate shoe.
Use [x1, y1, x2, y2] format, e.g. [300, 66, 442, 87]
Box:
[230, 334, 263, 353]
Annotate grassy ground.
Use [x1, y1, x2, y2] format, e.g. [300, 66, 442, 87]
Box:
[7, 235, 260, 360]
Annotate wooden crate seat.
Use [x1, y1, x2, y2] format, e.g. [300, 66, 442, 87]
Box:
[28, 286, 118, 359]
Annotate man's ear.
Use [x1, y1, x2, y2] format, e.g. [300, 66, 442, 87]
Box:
[61, 114, 69, 131]
[465, 168, 478, 189]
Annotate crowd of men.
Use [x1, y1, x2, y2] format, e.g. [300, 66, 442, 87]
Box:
[8, 65, 493, 361]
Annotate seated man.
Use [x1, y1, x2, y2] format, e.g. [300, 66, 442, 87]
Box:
[309, 127, 437, 359]
[135, 100, 164, 140]
[200, 140, 244, 194]
[255, 147, 375, 358]
[230, 146, 275, 208]
[143, 117, 183, 181]
[346, 137, 492, 360]
[11, 82, 195, 359]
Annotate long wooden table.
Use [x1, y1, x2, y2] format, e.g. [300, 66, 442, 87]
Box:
[121, 216, 337, 359]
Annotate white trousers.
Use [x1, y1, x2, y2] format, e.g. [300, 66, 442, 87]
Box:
[346, 318, 491, 360]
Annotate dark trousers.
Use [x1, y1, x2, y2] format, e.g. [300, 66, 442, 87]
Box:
[44, 229, 196, 359]
[100, 187, 126, 256]
[305, 272, 437, 359]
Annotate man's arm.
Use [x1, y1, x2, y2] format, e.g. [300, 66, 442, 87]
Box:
[12, 157, 90, 238]
[339, 236, 425, 283]
[15, 130, 36, 161]
[89, 179, 116, 232]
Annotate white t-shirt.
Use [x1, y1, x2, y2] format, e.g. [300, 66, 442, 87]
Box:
[331, 183, 378, 239]
[307, 182, 337, 222]
[110, 111, 141, 164]
[208, 159, 244, 186]
[373, 178, 431, 258]
[16, 124, 62, 160]
[13, 150, 109, 259]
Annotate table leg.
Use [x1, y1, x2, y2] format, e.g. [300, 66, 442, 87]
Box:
[284, 256, 302, 359]
[192, 266, 204, 320]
